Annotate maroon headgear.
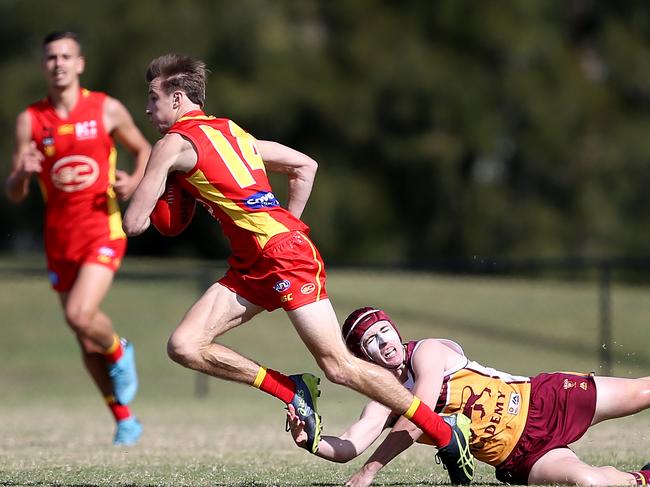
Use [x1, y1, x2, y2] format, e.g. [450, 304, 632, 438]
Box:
[342, 307, 402, 361]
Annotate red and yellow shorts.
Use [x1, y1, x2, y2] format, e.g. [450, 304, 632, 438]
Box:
[219, 231, 328, 311]
[495, 372, 596, 485]
[47, 237, 126, 292]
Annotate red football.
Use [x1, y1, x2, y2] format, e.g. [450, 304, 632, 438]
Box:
[150, 174, 196, 236]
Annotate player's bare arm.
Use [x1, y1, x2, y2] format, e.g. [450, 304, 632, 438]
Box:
[255, 140, 317, 219]
[287, 401, 392, 463]
[5, 111, 43, 203]
[123, 133, 195, 236]
[348, 340, 451, 486]
[103, 96, 151, 201]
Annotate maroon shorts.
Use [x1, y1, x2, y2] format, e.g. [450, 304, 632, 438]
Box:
[47, 237, 126, 292]
[495, 372, 596, 485]
[219, 231, 328, 311]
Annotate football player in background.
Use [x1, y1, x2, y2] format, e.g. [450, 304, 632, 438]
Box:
[5, 31, 150, 445]
[123, 53, 473, 484]
[287, 307, 650, 487]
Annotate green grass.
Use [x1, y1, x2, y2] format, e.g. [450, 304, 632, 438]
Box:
[1, 256, 649, 486]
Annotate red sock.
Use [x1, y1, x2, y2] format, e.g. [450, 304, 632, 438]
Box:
[630, 471, 650, 486]
[404, 397, 452, 447]
[104, 335, 124, 364]
[105, 395, 132, 421]
[252, 367, 295, 404]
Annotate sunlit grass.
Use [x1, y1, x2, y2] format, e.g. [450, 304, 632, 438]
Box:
[1, 256, 648, 486]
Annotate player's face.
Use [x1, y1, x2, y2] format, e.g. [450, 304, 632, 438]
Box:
[360, 321, 403, 368]
[146, 78, 176, 134]
[42, 38, 84, 89]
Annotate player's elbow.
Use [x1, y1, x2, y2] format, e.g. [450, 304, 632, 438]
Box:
[5, 190, 26, 204]
[331, 441, 361, 463]
[122, 215, 148, 237]
[300, 157, 318, 179]
[5, 180, 28, 204]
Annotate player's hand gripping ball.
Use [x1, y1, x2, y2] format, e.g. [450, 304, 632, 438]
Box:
[150, 174, 196, 236]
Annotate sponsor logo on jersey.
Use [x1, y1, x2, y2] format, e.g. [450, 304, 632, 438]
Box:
[51, 155, 100, 192]
[97, 248, 118, 265]
[300, 283, 316, 295]
[75, 120, 98, 140]
[244, 191, 279, 209]
[273, 279, 291, 292]
[58, 124, 74, 135]
[43, 127, 56, 157]
[507, 392, 520, 415]
[98, 246, 116, 257]
[563, 378, 576, 390]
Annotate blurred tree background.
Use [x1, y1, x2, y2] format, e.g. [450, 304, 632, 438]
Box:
[1, 0, 649, 265]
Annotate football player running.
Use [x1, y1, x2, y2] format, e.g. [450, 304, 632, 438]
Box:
[287, 307, 650, 486]
[123, 53, 472, 481]
[5, 31, 150, 445]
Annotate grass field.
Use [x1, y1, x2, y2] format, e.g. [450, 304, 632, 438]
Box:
[1, 256, 649, 486]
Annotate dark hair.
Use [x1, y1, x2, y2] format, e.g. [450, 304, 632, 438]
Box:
[146, 54, 207, 107]
[42, 31, 82, 53]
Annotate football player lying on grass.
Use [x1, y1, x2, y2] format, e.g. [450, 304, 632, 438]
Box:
[286, 307, 650, 487]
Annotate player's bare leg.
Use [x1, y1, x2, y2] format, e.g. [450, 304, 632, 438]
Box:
[60, 263, 141, 444]
[60, 264, 116, 349]
[59, 265, 117, 397]
[591, 376, 650, 424]
[166, 282, 264, 381]
[74, 333, 113, 397]
[167, 284, 407, 399]
[529, 448, 642, 486]
[167, 283, 323, 452]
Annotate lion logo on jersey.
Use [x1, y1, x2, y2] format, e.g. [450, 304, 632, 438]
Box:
[461, 385, 492, 420]
[51, 155, 99, 192]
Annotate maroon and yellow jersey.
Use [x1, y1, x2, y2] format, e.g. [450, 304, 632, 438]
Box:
[404, 340, 531, 466]
[168, 111, 309, 268]
[28, 89, 124, 261]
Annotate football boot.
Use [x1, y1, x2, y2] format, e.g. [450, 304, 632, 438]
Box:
[436, 413, 475, 485]
[108, 340, 139, 405]
[288, 373, 322, 453]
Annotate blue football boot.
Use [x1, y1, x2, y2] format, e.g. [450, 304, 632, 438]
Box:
[108, 340, 139, 405]
[113, 416, 142, 446]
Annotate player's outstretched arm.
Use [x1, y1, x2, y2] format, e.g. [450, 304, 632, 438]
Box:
[5, 111, 43, 203]
[104, 97, 151, 201]
[345, 340, 450, 487]
[286, 402, 390, 463]
[123, 133, 195, 236]
[255, 140, 317, 219]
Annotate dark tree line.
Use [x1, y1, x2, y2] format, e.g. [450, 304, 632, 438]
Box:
[1, 0, 649, 265]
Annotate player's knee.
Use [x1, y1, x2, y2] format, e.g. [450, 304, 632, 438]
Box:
[64, 304, 94, 332]
[167, 333, 196, 366]
[317, 356, 355, 387]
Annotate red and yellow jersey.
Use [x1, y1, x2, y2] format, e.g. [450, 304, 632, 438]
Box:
[404, 340, 531, 466]
[28, 89, 124, 260]
[168, 110, 309, 268]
